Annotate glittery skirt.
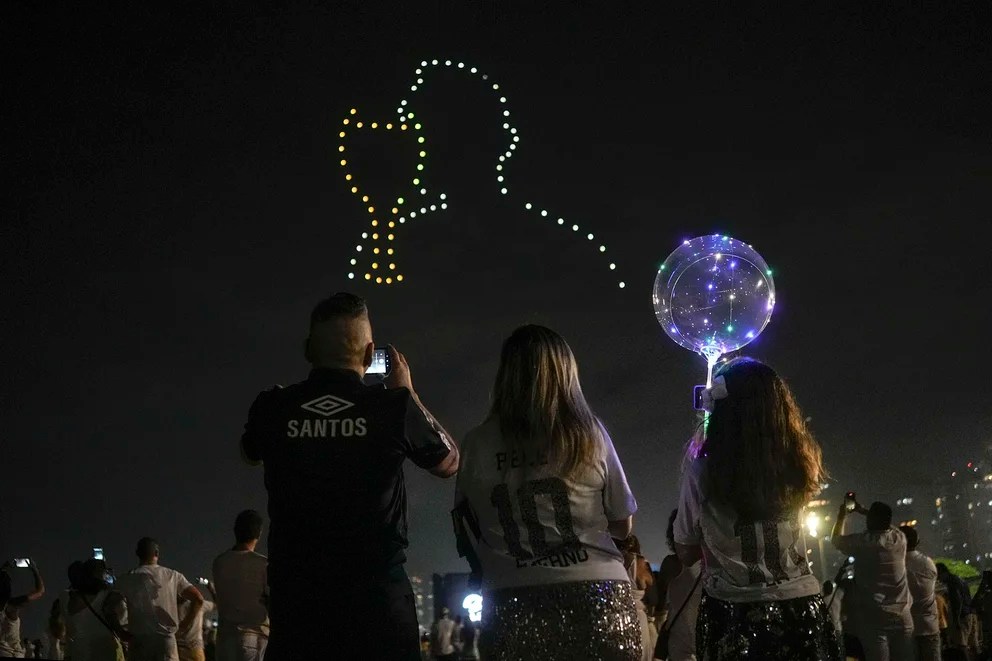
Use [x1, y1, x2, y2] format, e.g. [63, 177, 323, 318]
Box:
[479, 579, 641, 661]
[697, 592, 842, 661]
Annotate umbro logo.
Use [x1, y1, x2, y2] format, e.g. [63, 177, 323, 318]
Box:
[300, 395, 355, 417]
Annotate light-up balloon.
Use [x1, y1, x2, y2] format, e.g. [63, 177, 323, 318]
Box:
[653, 234, 776, 360]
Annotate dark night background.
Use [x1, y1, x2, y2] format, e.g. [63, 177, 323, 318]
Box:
[3, 2, 991, 638]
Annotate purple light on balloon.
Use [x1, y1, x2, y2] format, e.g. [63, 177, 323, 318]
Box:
[745, 330, 755, 339]
[730, 260, 737, 269]
[707, 283, 714, 290]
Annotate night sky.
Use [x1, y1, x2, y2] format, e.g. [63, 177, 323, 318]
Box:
[3, 3, 991, 638]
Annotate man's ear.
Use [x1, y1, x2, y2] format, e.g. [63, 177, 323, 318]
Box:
[362, 342, 375, 368]
[303, 337, 312, 364]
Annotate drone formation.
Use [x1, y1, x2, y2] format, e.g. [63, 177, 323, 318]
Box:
[338, 59, 624, 289]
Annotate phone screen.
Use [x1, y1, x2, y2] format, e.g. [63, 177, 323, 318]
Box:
[14, 559, 30, 568]
[844, 492, 857, 512]
[367, 347, 391, 375]
[93, 547, 104, 560]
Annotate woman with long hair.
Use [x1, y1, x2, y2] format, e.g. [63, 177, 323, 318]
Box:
[453, 325, 641, 660]
[673, 357, 839, 660]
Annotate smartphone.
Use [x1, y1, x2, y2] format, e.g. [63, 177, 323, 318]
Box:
[844, 491, 857, 512]
[93, 547, 104, 560]
[692, 385, 706, 410]
[197, 577, 209, 585]
[13, 559, 30, 568]
[366, 346, 391, 376]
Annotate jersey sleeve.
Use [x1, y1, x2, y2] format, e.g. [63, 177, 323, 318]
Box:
[240, 389, 278, 463]
[600, 425, 637, 521]
[674, 458, 704, 546]
[399, 390, 453, 469]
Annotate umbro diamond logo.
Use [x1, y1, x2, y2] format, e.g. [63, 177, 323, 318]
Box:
[300, 395, 355, 417]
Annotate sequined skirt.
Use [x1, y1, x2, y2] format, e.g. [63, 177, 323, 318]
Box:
[479, 579, 641, 661]
[697, 592, 842, 661]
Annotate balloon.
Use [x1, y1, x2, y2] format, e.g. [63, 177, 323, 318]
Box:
[653, 234, 776, 360]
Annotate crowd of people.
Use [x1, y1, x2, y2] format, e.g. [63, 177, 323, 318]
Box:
[0, 511, 269, 661]
[4, 290, 991, 661]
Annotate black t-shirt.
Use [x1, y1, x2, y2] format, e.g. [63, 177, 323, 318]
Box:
[241, 368, 451, 570]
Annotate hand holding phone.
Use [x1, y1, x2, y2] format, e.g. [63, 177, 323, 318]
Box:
[366, 346, 392, 377]
[844, 491, 858, 513]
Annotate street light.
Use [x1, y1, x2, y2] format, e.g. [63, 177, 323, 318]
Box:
[805, 511, 828, 583]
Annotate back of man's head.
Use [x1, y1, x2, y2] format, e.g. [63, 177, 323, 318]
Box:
[306, 292, 373, 370]
[936, 562, 949, 576]
[899, 525, 919, 551]
[234, 509, 264, 544]
[866, 502, 893, 531]
[136, 537, 160, 563]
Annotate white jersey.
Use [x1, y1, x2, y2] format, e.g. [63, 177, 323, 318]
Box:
[455, 417, 637, 590]
[116, 564, 193, 638]
[674, 457, 821, 603]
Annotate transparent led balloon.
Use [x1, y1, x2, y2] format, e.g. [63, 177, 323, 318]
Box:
[653, 234, 776, 363]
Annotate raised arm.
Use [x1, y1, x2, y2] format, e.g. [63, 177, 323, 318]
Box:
[6, 561, 45, 609]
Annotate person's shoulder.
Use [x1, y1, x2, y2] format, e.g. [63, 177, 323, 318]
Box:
[249, 551, 268, 564]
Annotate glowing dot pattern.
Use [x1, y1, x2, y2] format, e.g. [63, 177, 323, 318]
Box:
[338, 107, 447, 283]
[341, 62, 623, 288]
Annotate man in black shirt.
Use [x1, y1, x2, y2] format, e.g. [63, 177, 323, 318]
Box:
[240, 292, 458, 660]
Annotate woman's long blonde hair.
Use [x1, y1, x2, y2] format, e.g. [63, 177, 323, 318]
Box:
[489, 325, 602, 479]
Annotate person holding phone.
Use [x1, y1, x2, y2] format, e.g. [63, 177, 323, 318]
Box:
[673, 357, 838, 660]
[0, 559, 46, 658]
[452, 325, 640, 661]
[831, 499, 912, 661]
[240, 292, 459, 661]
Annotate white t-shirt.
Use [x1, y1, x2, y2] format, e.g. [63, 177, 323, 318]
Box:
[176, 599, 214, 648]
[116, 564, 193, 638]
[674, 457, 821, 603]
[0, 609, 23, 657]
[433, 616, 456, 656]
[906, 550, 938, 635]
[60, 589, 124, 661]
[212, 550, 269, 633]
[832, 527, 912, 631]
[454, 417, 637, 591]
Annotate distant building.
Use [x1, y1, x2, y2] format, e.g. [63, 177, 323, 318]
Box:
[409, 574, 435, 632]
[934, 461, 992, 568]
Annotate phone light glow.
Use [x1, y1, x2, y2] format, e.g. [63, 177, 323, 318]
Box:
[340, 60, 624, 288]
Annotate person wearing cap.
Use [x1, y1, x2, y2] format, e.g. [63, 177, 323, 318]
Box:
[51, 558, 128, 661]
[832, 500, 913, 661]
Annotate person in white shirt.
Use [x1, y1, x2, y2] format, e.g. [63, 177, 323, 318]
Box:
[674, 357, 838, 661]
[657, 509, 700, 661]
[899, 526, 940, 661]
[177, 582, 215, 661]
[51, 558, 128, 661]
[453, 325, 640, 661]
[212, 510, 269, 661]
[831, 501, 913, 661]
[1, 560, 46, 658]
[431, 608, 456, 660]
[116, 538, 204, 661]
